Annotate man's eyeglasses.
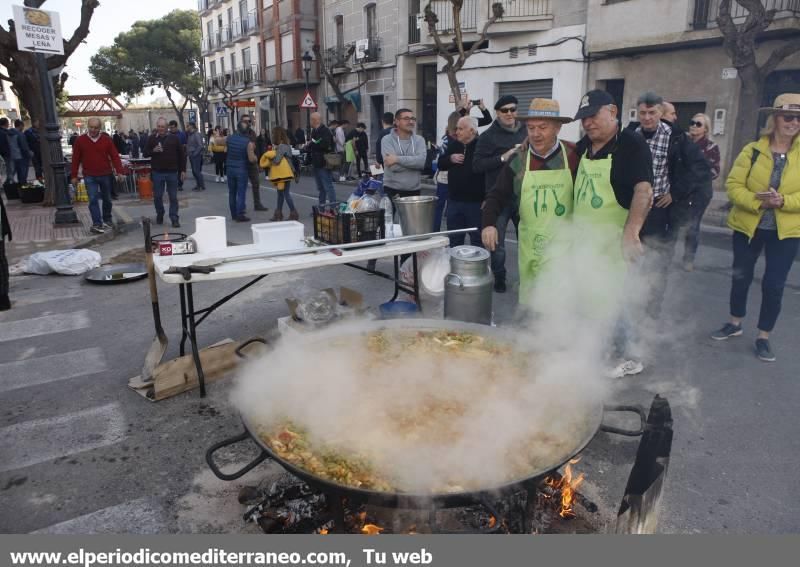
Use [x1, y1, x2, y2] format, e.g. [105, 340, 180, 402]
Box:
[497, 107, 517, 114]
[778, 114, 800, 123]
[690, 121, 704, 128]
[399, 116, 417, 122]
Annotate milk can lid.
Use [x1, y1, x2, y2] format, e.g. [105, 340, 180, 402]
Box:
[450, 245, 490, 262]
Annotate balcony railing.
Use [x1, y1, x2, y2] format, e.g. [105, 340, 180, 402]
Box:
[493, 0, 551, 19]
[409, 14, 421, 44]
[219, 26, 232, 46]
[354, 37, 381, 63]
[325, 44, 353, 70]
[427, 0, 477, 32]
[692, 0, 799, 29]
[230, 65, 261, 87]
[232, 11, 258, 40]
[198, 0, 210, 13]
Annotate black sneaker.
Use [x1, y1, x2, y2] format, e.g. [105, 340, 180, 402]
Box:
[101, 222, 113, 230]
[0, 294, 10, 311]
[156, 215, 164, 225]
[172, 220, 181, 228]
[235, 215, 251, 223]
[755, 339, 776, 362]
[90, 225, 105, 234]
[494, 277, 507, 293]
[711, 323, 742, 341]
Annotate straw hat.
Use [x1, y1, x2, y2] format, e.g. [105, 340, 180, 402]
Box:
[759, 93, 800, 114]
[524, 98, 573, 123]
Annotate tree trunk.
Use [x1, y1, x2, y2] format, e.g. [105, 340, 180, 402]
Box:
[16, 71, 57, 206]
[732, 65, 764, 157]
[445, 67, 463, 109]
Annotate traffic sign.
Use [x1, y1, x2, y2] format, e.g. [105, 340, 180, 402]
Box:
[216, 106, 228, 117]
[300, 91, 317, 109]
[188, 110, 197, 123]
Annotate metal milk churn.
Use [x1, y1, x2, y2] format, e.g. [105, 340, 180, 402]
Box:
[444, 245, 493, 325]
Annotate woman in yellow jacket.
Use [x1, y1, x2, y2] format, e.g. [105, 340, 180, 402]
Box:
[711, 93, 800, 362]
[259, 126, 299, 221]
[210, 126, 227, 182]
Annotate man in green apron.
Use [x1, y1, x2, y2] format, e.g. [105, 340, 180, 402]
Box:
[573, 90, 654, 378]
[482, 98, 578, 304]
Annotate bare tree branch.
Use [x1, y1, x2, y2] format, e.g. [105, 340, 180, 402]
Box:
[48, 0, 101, 69]
[459, 2, 504, 68]
[762, 36, 800, 76]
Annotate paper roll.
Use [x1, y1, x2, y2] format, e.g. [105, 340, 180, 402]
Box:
[191, 216, 227, 253]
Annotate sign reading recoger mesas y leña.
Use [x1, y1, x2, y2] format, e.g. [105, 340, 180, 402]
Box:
[13, 5, 64, 55]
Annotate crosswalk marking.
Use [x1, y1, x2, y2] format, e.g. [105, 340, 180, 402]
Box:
[0, 311, 90, 342]
[11, 287, 82, 307]
[31, 497, 169, 534]
[0, 347, 107, 393]
[0, 402, 125, 473]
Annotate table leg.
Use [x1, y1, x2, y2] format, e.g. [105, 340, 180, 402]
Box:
[390, 255, 400, 302]
[185, 283, 207, 398]
[412, 253, 422, 312]
[178, 284, 188, 357]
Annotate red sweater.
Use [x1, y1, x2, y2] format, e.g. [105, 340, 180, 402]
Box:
[70, 133, 124, 179]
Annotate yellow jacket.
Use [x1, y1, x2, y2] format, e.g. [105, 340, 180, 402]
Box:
[210, 134, 227, 153]
[259, 150, 295, 187]
[726, 135, 800, 240]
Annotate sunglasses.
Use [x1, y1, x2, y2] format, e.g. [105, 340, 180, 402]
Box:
[778, 114, 800, 123]
[497, 107, 517, 114]
[690, 121, 704, 128]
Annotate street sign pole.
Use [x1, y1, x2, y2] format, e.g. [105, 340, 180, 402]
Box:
[37, 52, 77, 225]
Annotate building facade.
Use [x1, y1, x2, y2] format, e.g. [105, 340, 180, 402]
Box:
[585, 0, 800, 176]
[198, 0, 321, 136]
[0, 66, 21, 122]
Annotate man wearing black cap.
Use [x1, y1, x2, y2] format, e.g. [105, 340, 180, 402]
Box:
[573, 89, 654, 378]
[473, 94, 527, 292]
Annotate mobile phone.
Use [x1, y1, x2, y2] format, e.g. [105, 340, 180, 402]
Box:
[473, 99, 482, 106]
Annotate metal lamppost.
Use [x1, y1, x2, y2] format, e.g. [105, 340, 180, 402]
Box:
[302, 51, 313, 140]
[36, 53, 78, 225]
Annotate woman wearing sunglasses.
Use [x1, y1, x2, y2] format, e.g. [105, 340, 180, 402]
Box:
[683, 113, 720, 271]
[711, 93, 800, 362]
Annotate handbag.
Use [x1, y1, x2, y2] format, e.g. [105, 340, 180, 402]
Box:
[324, 152, 342, 170]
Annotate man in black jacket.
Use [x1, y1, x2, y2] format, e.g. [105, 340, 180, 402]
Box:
[307, 112, 336, 204]
[437, 116, 485, 247]
[473, 95, 527, 292]
[626, 92, 711, 319]
[374, 112, 393, 167]
[0, 178, 11, 311]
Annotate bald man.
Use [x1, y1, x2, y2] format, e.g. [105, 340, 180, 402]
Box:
[306, 112, 336, 204]
[70, 117, 125, 234]
[662, 102, 677, 124]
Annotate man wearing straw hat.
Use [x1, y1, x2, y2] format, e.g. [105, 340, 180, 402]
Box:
[481, 98, 578, 303]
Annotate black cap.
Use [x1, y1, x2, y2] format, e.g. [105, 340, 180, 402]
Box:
[494, 95, 518, 110]
[574, 90, 616, 120]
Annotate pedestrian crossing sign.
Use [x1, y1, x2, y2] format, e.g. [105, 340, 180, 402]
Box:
[300, 91, 317, 109]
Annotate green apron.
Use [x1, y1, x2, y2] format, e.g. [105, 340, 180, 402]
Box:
[517, 142, 574, 303]
[573, 151, 629, 318]
[345, 139, 355, 162]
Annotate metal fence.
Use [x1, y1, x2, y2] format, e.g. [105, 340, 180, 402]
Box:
[431, 0, 477, 32]
[692, 0, 799, 29]
[492, 0, 552, 19]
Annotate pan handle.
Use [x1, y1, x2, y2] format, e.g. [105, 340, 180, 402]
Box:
[599, 404, 646, 437]
[235, 337, 268, 359]
[205, 430, 270, 481]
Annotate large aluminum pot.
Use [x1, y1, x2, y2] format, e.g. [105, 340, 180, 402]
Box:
[394, 195, 438, 236]
[444, 246, 493, 325]
[206, 319, 645, 508]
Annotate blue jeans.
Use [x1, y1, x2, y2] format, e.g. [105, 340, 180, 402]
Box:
[730, 229, 800, 333]
[276, 181, 296, 212]
[313, 166, 336, 205]
[227, 164, 248, 218]
[490, 205, 519, 278]
[84, 174, 114, 226]
[433, 182, 448, 231]
[446, 200, 483, 248]
[14, 158, 29, 184]
[151, 171, 179, 222]
[189, 154, 205, 189]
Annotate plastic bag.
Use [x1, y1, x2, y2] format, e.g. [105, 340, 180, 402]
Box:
[25, 249, 102, 276]
[399, 248, 450, 317]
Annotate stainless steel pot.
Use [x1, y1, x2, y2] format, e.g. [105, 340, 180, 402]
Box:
[207, 319, 645, 507]
[444, 246, 493, 325]
[394, 195, 437, 236]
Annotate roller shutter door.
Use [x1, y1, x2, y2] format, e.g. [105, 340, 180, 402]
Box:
[497, 79, 554, 113]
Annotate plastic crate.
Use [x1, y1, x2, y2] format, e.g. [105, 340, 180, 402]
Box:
[312, 202, 385, 244]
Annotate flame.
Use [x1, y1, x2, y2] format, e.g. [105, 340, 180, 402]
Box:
[361, 524, 384, 535]
[544, 458, 585, 519]
[488, 516, 497, 529]
[407, 524, 417, 534]
[318, 529, 328, 535]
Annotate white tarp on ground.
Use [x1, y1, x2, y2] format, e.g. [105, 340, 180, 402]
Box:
[24, 249, 102, 275]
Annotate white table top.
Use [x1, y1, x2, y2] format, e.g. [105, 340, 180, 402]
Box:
[153, 236, 449, 284]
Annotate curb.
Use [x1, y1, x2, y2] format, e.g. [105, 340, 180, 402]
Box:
[71, 205, 137, 250]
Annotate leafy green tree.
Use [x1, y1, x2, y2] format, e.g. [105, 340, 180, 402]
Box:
[89, 9, 202, 129]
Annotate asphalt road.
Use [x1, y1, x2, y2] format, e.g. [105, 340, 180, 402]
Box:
[1, 165, 799, 534]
